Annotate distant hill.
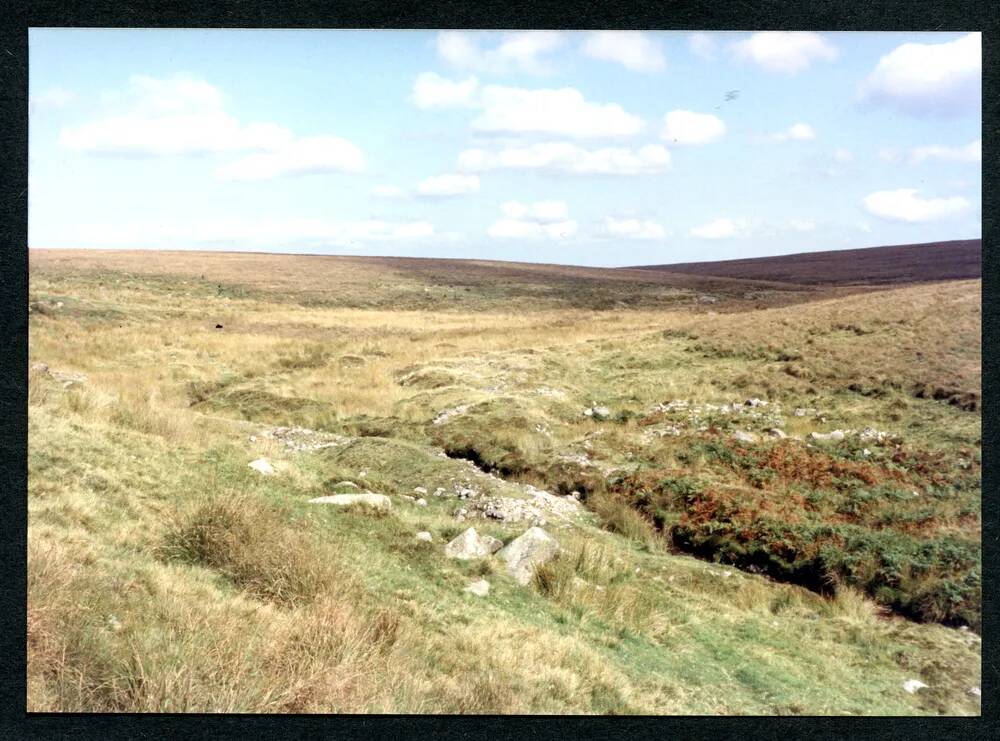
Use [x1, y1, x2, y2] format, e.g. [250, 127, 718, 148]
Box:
[628, 239, 981, 286]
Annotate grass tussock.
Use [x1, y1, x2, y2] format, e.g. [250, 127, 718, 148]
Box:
[159, 495, 350, 607]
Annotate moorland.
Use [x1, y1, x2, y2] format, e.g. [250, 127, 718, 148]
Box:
[27, 242, 981, 714]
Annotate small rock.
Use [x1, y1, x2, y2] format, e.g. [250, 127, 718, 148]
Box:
[31, 362, 49, 373]
[308, 493, 391, 511]
[968, 687, 981, 698]
[497, 527, 560, 586]
[744, 398, 767, 407]
[809, 430, 845, 443]
[416, 531, 433, 542]
[416, 498, 428, 507]
[444, 527, 490, 561]
[862, 448, 871, 457]
[248, 435, 257, 443]
[767, 428, 787, 439]
[414, 486, 428, 495]
[731, 430, 757, 444]
[248, 458, 275, 475]
[444, 527, 494, 559]
[106, 615, 122, 632]
[903, 679, 928, 694]
[334, 481, 360, 490]
[399, 494, 415, 502]
[465, 579, 490, 597]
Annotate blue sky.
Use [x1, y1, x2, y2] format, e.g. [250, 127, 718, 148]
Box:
[28, 29, 981, 267]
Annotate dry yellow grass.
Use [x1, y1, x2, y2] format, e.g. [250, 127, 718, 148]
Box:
[26, 249, 982, 715]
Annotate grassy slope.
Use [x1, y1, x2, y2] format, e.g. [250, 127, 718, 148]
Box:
[27, 250, 981, 714]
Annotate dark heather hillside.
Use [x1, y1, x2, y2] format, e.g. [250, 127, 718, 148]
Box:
[628, 240, 981, 286]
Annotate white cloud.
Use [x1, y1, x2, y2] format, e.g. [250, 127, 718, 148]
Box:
[661, 110, 726, 145]
[862, 188, 969, 223]
[769, 123, 816, 142]
[501, 200, 569, 222]
[732, 32, 837, 74]
[489, 200, 576, 240]
[410, 72, 479, 109]
[471, 84, 645, 138]
[602, 216, 667, 240]
[690, 217, 747, 239]
[878, 147, 902, 164]
[833, 148, 854, 163]
[59, 74, 365, 182]
[689, 217, 815, 239]
[458, 142, 670, 176]
[60, 74, 294, 156]
[415, 173, 480, 197]
[30, 86, 77, 111]
[910, 139, 981, 164]
[436, 31, 565, 75]
[214, 135, 365, 181]
[860, 33, 980, 116]
[371, 185, 407, 199]
[688, 33, 718, 61]
[581, 31, 665, 72]
[72, 217, 436, 249]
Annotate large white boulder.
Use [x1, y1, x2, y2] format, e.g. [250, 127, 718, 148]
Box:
[497, 526, 560, 585]
[444, 527, 494, 560]
[248, 458, 275, 475]
[308, 493, 391, 511]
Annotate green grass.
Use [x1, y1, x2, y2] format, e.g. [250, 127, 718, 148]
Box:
[27, 250, 981, 714]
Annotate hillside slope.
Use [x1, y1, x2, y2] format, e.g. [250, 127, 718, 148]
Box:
[27, 251, 981, 714]
[629, 239, 981, 286]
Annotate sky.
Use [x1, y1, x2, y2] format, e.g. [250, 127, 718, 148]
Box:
[28, 29, 981, 267]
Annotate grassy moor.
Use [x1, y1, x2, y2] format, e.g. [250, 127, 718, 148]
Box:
[26, 243, 981, 715]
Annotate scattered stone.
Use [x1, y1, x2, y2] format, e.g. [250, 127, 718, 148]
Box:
[465, 579, 490, 597]
[433, 404, 470, 426]
[50, 370, 88, 386]
[416, 498, 428, 507]
[30, 362, 49, 373]
[399, 494, 415, 502]
[862, 448, 872, 457]
[809, 430, 845, 443]
[583, 405, 611, 420]
[308, 493, 391, 510]
[444, 527, 494, 560]
[731, 430, 758, 444]
[968, 687, 981, 698]
[106, 615, 122, 633]
[415, 531, 433, 542]
[248, 435, 257, 443]
[497, 527, 560, 586]
[334, 481, 360, 491]
[248, 458, 275, 475]
[414, 486, 428, 495]
[902, 679, 928, 694]
[744, 398, 767, 407]
[767, 428, 787, 439]
[263, 425, 347, 453]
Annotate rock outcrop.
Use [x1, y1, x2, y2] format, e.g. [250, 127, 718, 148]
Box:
[497, 527, 559, 585]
